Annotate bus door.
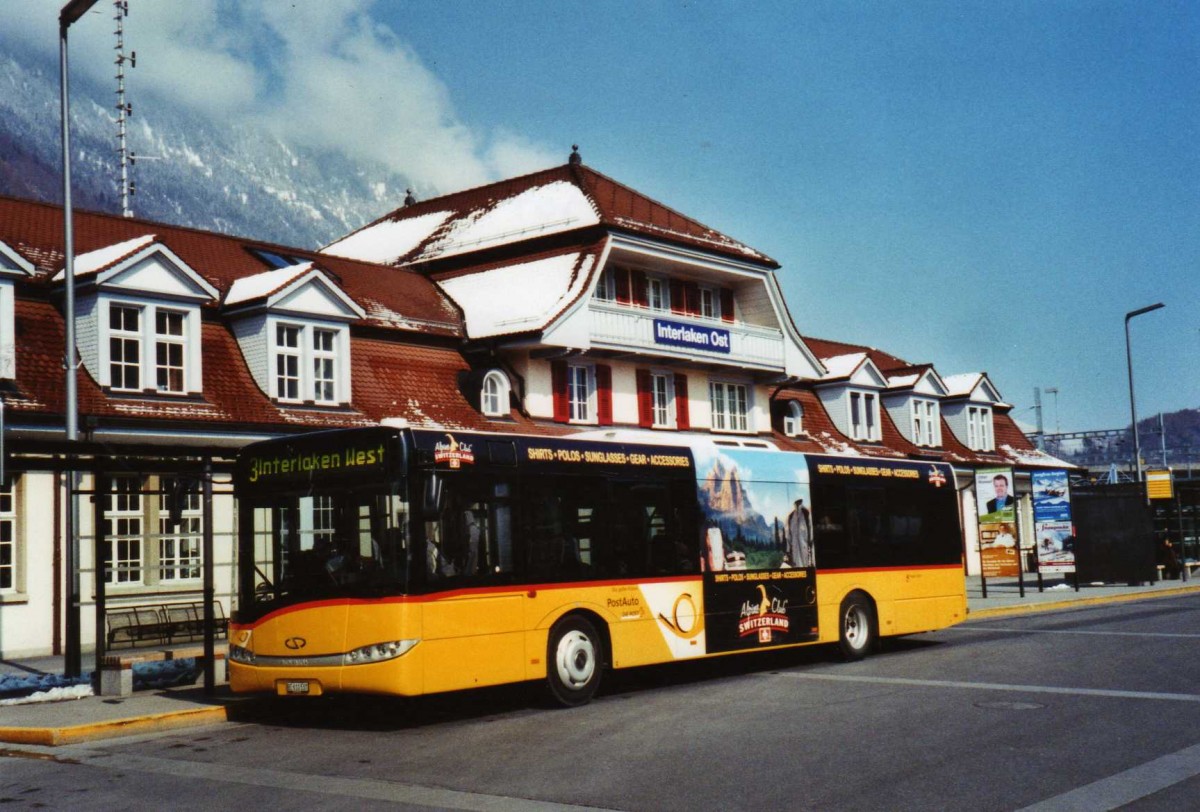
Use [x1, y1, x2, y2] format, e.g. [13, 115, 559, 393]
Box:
[418, 472, 524, 692]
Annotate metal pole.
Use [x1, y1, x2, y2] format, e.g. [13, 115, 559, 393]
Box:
[59, 0, 101, 681]
[59, 16, 81, 679]
[1125, 303, 1165, 484]
[202, 461, 216, 695]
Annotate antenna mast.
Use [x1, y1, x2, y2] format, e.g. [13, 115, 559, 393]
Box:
[114, 0, 136, 216]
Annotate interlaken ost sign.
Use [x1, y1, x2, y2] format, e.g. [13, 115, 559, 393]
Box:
[653, 318, 732, 354]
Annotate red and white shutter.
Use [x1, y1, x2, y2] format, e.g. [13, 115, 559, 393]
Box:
[551, 361, 569, 423]
[596, 364, 613, 426]
[674, 374, 690, 430]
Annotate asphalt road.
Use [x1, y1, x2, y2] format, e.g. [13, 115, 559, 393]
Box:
[5, 596, 1200, 811]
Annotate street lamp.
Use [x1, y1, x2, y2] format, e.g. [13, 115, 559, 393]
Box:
[1044, 387, 1059, 435]
[1125, 303, 1165, 483]
[60, 0, 101, 678]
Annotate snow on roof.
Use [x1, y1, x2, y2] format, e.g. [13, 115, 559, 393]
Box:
[427, 181, 600, 261]
[1000, 444, 1074, 468]
[225, 262, 314, 306]
[887, 373, 920, 388]
[821, 352, 868, 379]
[942, 373, 983, 397]
[55, 234, 156, 280]
[437, 250, 596, 338]
[323, 211, 453, 265]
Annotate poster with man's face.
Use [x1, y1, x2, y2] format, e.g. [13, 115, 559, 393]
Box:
[976, 467, 1016, 522]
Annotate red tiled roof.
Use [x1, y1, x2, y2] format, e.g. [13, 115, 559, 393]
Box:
[0, 195, 462, 337]
[336, 163, 778, 269]
[801, 335, 915, 373]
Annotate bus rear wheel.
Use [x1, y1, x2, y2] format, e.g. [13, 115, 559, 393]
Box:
[838, 592, 875, 661]
[546, 615, 604, 707]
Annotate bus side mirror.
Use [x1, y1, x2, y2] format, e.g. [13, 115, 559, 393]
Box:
[422, 475, 444, 518]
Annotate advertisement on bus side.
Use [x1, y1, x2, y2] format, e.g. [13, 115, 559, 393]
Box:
[694, 445, 819, 653]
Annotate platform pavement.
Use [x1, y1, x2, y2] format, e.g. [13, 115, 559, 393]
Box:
[3, 575, 1200, 746]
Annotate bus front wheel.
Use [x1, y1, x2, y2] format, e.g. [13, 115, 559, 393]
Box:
[546, 615, 604, 707]
[838, 592, 875, 661]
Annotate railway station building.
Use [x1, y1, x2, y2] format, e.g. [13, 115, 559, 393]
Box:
[0, 150, 1067, 657]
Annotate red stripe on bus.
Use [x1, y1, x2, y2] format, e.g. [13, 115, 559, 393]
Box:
[232, 574, 699, 629]
[815, 563, 962, 575]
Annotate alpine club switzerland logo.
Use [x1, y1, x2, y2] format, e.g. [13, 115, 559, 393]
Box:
[738, 585, 790, 644]
[927, 467, 947, 488]
[433, 434, 475, 469]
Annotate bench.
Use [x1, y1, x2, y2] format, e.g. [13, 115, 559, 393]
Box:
[106, 601, 229, 649]
[98, 645, 228, 697]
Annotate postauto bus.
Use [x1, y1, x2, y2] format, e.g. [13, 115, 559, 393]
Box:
[229, 426, 966, 705]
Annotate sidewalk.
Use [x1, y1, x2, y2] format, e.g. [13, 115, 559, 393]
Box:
[4, 575, 1200, 746]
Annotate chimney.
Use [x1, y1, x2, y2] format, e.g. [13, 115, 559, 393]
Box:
[568, 145, 581, 166]
[404, 188, 417, 207]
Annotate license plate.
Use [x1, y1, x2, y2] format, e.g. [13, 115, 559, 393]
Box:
[285, 681, 310, 695]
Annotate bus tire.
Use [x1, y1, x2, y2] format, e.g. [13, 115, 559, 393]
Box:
[545, 615, 604, 707]
[838, 591, 874, 661]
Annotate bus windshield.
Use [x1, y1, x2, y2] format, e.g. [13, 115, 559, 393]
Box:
[242, 483, 411, 612]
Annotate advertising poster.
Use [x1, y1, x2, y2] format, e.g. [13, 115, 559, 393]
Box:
[1032, 470, 1075, 573]
[1034, 520, 1075, 573]
[976, 467, 1018, 577]
[693, 445, 819, 653]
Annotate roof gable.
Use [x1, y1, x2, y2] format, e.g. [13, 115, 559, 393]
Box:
[819, 353, 887, 388]
[323, 161, 776, 270]
[887, 366, 948, 397]
[226, 264, 366, 320]
[0, 239, 34, 277]
[53, 236, 219, 302]
[944, 372, 1003, 403]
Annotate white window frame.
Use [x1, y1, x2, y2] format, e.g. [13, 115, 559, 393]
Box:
[109, 303, 142, 391]
[102, 298, 200, 395]
[481, 369, 511, 417]
[647, 276, 669, 312]
[0, 477, 16, 594]
[912, 398, 940, 447]
[594, 267, 616, 302]
[783, 401, 804, 437]
[154, 308, 187, 394]
[312, 327, 338, 404]
[709, 379, 750, 433]
[158, 478, 202, 582]
[967, 405, 994, 451]
[699, 286, 720, 321]
[567, 363, 595, 424]
[650, 371, 675, 429]
[105, 477, 144, 585]
[849, 390, 880, 441]
[270, 319, 348, 405]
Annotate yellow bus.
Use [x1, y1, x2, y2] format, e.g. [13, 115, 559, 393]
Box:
[229, 427, 966, 705]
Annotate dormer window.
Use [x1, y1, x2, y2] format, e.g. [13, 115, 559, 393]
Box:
[271, 320, 345, 405]
[912, 399, 941, 447]
[105, 301, 196, 394]
[481, 369, 511, 417]
[226, 263, 364, 408]
[54, 237, 216, 397]
[783, 401, 804, 437]
[967, 405, 994, 451]
[849, 391, 879, 441]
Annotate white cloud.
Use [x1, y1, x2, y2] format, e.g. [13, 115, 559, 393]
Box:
[0, 0, 557, 193]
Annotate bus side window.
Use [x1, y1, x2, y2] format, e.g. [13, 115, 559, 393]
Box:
[425, 475, 514, 581]
[523, 477, 603, 581]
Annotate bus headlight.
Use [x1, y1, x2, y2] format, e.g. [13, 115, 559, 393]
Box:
[229, 644, 255, 665]
[342, 639, 418, 666]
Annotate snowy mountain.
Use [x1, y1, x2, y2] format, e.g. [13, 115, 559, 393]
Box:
[0, 42, 411, 250]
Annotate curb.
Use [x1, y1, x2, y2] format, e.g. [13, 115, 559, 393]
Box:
[968, 584, 1200, 621]
[0, 705, 228, 747]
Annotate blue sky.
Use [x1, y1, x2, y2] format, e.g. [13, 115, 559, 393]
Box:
[7, 0, 1198, 434]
